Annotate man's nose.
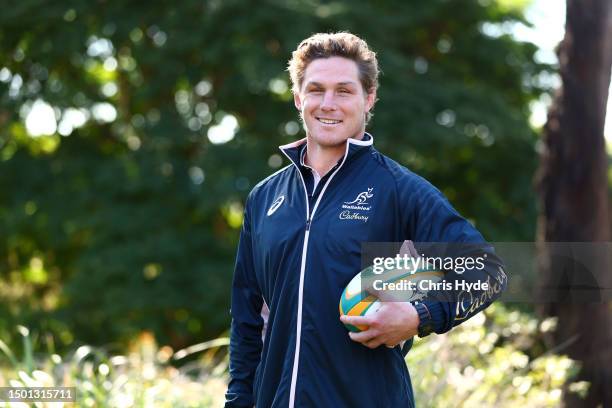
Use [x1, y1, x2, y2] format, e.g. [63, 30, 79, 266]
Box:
[320, 91, 337, 110]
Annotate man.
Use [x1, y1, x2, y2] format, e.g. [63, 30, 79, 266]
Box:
[225, 32, 507, 408]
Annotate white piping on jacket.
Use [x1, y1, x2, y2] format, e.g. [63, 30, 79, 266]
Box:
[260, 301, 269, 343]
[279, 134, 373, 408]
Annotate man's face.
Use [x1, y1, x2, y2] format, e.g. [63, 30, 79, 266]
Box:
[294, 56, 376, 148]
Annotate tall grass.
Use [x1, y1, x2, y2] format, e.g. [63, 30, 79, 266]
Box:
[0, 328, 227, 407]
[0, 304, 590, 407]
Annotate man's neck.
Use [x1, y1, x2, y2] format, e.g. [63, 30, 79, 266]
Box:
[304, 133, 364, 177]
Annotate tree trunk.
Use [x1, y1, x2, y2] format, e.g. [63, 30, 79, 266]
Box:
[535, 0, 612, 406]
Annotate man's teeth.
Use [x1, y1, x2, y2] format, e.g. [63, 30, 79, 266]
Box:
[318, 118, 342, 124]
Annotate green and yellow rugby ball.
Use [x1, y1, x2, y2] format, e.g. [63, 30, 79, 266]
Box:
[339, 265, 445, 332]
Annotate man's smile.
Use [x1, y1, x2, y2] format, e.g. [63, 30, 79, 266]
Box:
[316, 117, 343, 125]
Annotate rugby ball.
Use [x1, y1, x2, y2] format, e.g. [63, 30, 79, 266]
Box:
[339, 265, 444, 332]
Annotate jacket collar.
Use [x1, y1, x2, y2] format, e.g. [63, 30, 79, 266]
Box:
[279, 132, 374, 168]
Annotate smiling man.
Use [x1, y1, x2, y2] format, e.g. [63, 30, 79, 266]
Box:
[293, 54, 375, 178]
[225, 32, 507, 408]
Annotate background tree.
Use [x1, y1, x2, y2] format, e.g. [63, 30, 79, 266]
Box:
[535, 0, 612, 406]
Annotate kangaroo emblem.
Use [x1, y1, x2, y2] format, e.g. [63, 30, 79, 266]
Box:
[345, 188, 374, 205]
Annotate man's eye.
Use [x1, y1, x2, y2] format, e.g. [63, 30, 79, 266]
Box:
[338, 89, 350, 94]
[309, 88, 323, 93]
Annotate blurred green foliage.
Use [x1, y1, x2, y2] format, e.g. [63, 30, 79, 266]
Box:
[0, 305, 585, 407]
[409, 304, 587, 407]
[0, 0, 553, 350]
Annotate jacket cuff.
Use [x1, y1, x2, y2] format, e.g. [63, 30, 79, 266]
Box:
[224, 388, 254, 408]
[421, 300, 447, 334]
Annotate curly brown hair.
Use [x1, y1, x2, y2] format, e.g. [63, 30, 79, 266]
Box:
[287, 32, 379, 97]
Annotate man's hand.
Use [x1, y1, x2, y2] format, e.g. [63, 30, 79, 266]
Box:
[339, 301, 420, 349]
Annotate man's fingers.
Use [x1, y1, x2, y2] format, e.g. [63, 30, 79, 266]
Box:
[363, 334, 388, 349]
[348, 328, 378, 343]
[365, 339, 383, 349]
[342, 315, 385, 348]
[340, 314, 371, 327]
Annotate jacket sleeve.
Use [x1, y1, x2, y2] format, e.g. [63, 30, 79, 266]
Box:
[225, 196, 264, 407]
[403, 177, 508, 335]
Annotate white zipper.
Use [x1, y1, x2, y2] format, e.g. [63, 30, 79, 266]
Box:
[282, 148, 311, 408]
[279, 136, 372, 408]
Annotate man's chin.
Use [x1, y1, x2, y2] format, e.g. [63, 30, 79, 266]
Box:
[310, 137, 348, 149]
[307, 130, 362, 148]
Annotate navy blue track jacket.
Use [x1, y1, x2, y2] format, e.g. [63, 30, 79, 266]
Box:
[225, 134, 507, 408]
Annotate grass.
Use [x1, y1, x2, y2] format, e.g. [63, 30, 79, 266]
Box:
[0, 329, 227, 407]
[0, 304, 589, 407]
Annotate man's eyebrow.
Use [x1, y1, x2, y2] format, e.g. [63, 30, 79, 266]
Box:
[305, 81, 358, 87]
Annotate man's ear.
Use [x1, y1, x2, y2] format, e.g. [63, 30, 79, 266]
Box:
[294, 92, 302, 111]
[365, 89, 377, 113]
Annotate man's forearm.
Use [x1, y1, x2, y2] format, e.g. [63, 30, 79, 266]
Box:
[419, 250, 507, 334]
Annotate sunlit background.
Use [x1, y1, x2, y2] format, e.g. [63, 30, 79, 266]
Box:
[11, 0, 611, 145]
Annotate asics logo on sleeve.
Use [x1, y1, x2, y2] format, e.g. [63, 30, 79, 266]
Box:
[267, 195, 285, 216]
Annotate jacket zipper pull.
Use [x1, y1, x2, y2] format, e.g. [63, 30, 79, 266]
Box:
[306, 218, 311, 231]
